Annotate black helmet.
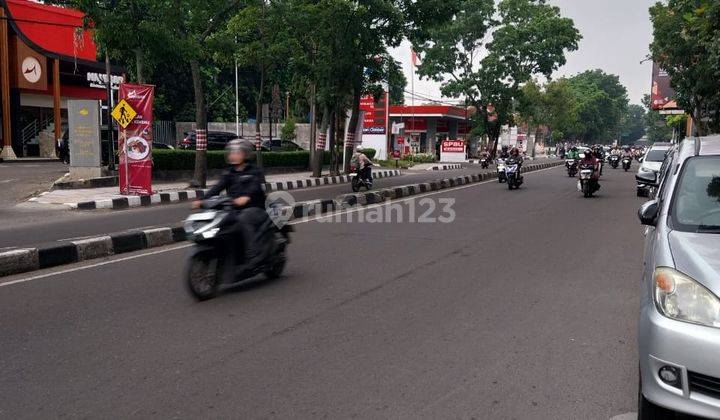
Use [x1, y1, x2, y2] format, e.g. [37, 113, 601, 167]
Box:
[501, 145, 509, 151]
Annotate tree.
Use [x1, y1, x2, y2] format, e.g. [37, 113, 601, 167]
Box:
[565, 70, 629, 142]
[643, 94, 673, 143]
[621, 104, 646, 144]
[650, 0, 720, 135]
[408, 0, 580, 157]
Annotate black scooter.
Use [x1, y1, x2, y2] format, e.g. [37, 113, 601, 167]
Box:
[608, 155, 620, 169]
[183, 197, 292, 301]
[622, 156, 632, 171]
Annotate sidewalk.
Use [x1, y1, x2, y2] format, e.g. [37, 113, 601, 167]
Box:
[26, 168, 402, 210]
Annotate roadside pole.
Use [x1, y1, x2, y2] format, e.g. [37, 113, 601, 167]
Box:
[105, 52, 115, 171]
[234, 58, 240, 137]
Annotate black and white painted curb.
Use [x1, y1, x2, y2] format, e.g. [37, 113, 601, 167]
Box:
[0, 162, 562, 278]
[426, 163, 463, 171]
[72, 169, 402, 210]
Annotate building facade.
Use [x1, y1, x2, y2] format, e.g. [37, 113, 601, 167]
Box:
[0, 0, 122, 159]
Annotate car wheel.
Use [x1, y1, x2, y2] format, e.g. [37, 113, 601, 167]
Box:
[638, 375, 675, 420]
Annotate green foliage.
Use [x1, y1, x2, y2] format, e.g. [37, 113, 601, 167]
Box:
[650, 0, 720, 134]
[405, 153, 436, 163]
[281, 117, 297, 141]
[621, 104, 646, 144]
[152, 148, 375, 171]
[408, 0, 581, 142]
[643, 94, 674, 143]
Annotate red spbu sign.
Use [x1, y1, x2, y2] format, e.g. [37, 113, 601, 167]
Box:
[118, 83, 154, 195]
[441, 140, 465, 153]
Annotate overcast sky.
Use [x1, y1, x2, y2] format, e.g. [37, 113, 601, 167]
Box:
[390, 0, 655, 105]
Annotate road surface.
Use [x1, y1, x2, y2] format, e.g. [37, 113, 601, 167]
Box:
[0, 165, 648, 418]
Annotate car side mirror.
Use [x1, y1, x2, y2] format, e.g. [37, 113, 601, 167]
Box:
[636, 171, 658, 187]
[638, 200, 659, 226]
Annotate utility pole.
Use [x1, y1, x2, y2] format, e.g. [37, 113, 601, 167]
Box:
[105, 52, 115, 171]
[285, 91, 290, 120]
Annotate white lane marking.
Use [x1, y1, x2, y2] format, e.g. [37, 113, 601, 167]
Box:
[0, 178, 18, 184]
[3, 164, 561, 286]
[0, 243, 192, 288]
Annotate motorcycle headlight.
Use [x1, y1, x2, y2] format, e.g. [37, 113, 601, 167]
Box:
[654, 267, 720, 328]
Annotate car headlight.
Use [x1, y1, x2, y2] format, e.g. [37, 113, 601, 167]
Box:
[654, 267, 720, 328]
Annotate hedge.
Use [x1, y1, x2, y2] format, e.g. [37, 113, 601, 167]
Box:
[152, 148, 375, 171]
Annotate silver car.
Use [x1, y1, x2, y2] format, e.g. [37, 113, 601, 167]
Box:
[637, 136, 720, 419]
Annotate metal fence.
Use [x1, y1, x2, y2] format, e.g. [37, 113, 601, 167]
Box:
[153, 120, 176, 146]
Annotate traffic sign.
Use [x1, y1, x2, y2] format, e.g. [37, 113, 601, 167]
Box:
[111, 99, 137, 129]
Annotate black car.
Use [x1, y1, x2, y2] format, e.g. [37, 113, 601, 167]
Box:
[152, 142, 174, 149]
[262, 140, 304, 152]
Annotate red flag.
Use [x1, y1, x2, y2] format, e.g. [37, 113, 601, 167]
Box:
[411, 48, 418, 66]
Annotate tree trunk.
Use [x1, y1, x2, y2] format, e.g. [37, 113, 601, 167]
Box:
[255, 68, 265, 167]
[134, 48, 144, 84]
[344, 87, 361, 172]
[190, 59, 207, 188]
[328, 108, 338, 176]
[693, 101, 704, 137]
[308, 82, 317, 167]
[312, 105, 330, 177]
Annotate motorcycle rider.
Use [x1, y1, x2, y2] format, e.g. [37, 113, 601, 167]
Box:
[192, 139, 268, 274]
[350, 147, 374, 186]
[622, 146, 633, 158]
[566, 146, 580, 160]
[509, 147, 524, 173]
[579, 147, 600, 191]
[499, 145, 510, 160]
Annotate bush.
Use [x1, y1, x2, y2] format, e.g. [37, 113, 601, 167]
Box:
[359, 148, 376, 160]
[152, 148, 375, 171]
[406, 153, 435, 163]
[153, 149, 312, 171]
[281, 117, 297, 141]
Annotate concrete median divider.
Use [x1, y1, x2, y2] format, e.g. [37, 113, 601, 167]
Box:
[0, 160, 562, 278]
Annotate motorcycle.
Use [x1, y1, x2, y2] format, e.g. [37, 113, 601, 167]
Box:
[622, 156, 632, 172]
[577, 164, 599, 198]
[504, 158, 523, 190]
[497, 158, 507, 183]
[350, 163, 372, 192]
[184, 196, 292, 301]
[565, 158, 578, 177]
[608, 154, 620, 169]
[480, 156, 490, 169]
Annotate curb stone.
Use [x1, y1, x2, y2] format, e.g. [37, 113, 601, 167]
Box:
[0, 161, 561, 278]
[72, 169, 402, 211]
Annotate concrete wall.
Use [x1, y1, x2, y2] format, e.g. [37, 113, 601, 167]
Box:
[175, 122, 312, 149]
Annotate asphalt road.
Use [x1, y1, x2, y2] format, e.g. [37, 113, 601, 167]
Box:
[0, 165, 498, 248]
[0, 165, 647, 419]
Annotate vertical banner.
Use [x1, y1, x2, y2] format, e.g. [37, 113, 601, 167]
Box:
[118, 83, 154, 195]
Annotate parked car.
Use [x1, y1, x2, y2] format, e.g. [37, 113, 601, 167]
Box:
[637, 142, 673, 197]
[262, 139, 303, 152]
[179, 131, 271, 151]
[636, 135, 720, 419]
[152, 142, 174, 150]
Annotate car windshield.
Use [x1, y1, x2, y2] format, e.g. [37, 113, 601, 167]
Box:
[645, 149, 668, 162]
[670, 156, 720, 232]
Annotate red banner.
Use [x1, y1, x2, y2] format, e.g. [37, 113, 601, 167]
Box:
[118, 84, 154, 195]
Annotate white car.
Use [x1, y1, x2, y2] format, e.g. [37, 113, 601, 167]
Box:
[637, 143, 673, 197]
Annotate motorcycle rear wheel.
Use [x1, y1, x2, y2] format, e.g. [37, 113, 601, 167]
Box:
[186, 254, 219, 301]
[351, 176, 361, 192]
[265, 249, 287, 279]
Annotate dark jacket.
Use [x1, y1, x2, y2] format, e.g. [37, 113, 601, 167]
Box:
[206, 163, 266, 208]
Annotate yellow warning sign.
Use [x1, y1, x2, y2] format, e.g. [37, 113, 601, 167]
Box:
[111, 99, 137, 129]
